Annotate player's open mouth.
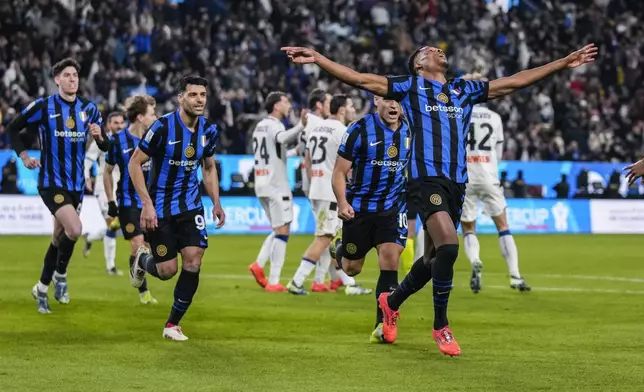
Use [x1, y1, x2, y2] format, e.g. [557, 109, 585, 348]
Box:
[388, 110, 398, 116]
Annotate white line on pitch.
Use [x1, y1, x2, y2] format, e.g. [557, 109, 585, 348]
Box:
[200, 274, 644, 295]
[484, 272, 644, 283]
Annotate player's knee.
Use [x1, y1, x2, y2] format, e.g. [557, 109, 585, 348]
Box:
[378, 247, 400, 271]
[435, 244, 459, 262]
[65, 223, 83, 241]
[130, 237, 145, 255]
[343, 259, 363, 276]
[182, 259, 202, 273]
[157, 262, 178, 280]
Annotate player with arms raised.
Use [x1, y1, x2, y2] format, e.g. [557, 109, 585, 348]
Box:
[248, 92, 305, 292]
[104, 95, 159, 304]
[287, 95, 371, 295]
[128, 76, 225, 341]
[460, 74, 530, 294]
[282, 43, 597, 356]
[7, 58, 108, 314]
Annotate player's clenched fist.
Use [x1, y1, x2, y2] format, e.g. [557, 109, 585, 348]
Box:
[338, 201, 355, 221]
[89, 123, 103, 141]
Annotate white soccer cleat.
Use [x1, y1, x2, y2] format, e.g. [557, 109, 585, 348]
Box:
[345, 284, 373, 296]
[163, 325, 189, 341]
[470, 260, 483, 294]
[31, 284, 52, 314]
[130, 246, 149, 288]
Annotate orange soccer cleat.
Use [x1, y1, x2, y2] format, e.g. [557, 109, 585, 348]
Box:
[264, 283, 287, 293]
[432, 326, 461, 357]
[249, 262, 267, 288]
[377, 293, 400, 343]
[311, 282, 333, 292]
[329, 279, 343, 291]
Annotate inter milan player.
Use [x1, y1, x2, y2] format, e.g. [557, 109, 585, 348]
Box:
[7, 58, 108, 314]
[83, 111, 126, 274]
[104, 95, 158, 305]
[282, 43, 597, 355]
[330, 97, 411, 342]
[128, 76, 226, 341]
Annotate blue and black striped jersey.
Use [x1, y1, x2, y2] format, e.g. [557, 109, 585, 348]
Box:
[138, 110, 218, 219]
[386, 76, 488, 183]
[337, 113, 412, 213]
[8, 94, 103, 192]
[106, 128, 149, 209]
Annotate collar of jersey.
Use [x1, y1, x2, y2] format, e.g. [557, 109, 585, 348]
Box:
[55, 93, 77, 106]
[175, 109, 201, 133]
[414, 76, 450, 88]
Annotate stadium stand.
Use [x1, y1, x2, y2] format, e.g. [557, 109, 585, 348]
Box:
[0, 0, 642, 161]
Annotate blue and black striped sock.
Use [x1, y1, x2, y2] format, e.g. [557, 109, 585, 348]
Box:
[432, 244, 459, 330]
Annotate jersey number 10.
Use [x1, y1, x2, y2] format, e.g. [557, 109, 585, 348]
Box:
[466, 123, 493, 151]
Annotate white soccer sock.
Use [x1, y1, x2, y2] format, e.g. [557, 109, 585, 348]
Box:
[53, 271, 66, 279]
[256, 233, 275, 268]
[314, 248, 331, 284]
[37, 281, 49, 292]
[268, 235, 288, 285]
[499, 231, 520, 278]
[328, 265, 339, 281]
[414, 227, 425, 261]
[336, 268, 356, 286]
[104, 236, 117, 270]
[293, 257, 316, 286]
[87, 228, 106, 243]
[463, 232, 481, 265]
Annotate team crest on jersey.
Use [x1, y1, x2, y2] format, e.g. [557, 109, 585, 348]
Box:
[436, 93, 449, 104]
[430, 194, 442, 205]
[54, 194, 64, 204]
[65, 116, 76, 129]
[79, 111, 88, 122]
[201, 135, 208, 147]
[184, 146, 195, 158]
[346, 243, 358, 255]
[387, 145, 398, 158]
[125, 223, 135, 233]
[156, 245, 168, 257]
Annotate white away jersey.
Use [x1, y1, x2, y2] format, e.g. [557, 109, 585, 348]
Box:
[253, 116, 292, 198]
[85, 137, 119, 195]
[466, 106, 504, 184]
[299, 112, 325, 158]
[308, 118, 347, 202]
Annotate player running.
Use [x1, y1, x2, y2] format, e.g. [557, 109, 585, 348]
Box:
[330, 97, 411, 342]
[82, 111, 125, 275]
[282, 43, 597, 356]
[298, 89, 331, 198]
[287, 95, 371, 296]
[460, 75, 530, 293]
[128, 76, 225, 341]
[7, 58, 109, 314]
[104, 95, 159, 305]
[248, 92, 306, 292]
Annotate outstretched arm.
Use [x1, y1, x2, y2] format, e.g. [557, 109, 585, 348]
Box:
[282, 47, 389, 96]
[488, 44, 597, 100]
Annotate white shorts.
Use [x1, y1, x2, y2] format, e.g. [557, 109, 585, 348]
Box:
[461, 183, 507, 222]
[311, 199, 341, 236]
[259, 196, 293, 229]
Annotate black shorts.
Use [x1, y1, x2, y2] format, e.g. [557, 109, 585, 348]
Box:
[118, 207, 144, 240]
[342, 203, 408, 261]
[408, 177, 466, 230]
[39, 188, 83, 215]
[406, 180, 422, 221]
[146, 208, 208, 262]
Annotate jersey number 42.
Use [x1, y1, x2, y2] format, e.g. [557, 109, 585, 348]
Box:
[466, 123, 493, 151]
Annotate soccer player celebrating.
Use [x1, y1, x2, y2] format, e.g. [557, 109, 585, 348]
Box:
[104, 95, 158, 305]
[460, 74, 530, 293]
[82, 111, 126, 275]
[287, 95, 371, 296]
[282, 43, 597, 356]
[7, 58, 109, 314]
[128, 76, 225, 341]
[248, 92, 306, 292]
[331, 97, 411, 342]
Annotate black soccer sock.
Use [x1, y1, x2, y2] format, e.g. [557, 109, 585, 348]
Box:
[140, 254, 161, 279]
[55, 233, 77, 276]
[335, 242, 344, 271]
[167, 268, 200, 326]
[387, 256, 433, 310]
[432, 244, 459, 330]
[130, 255, 148, 293]
[39, 243, 59, 285]
[375, 270, 398, 327]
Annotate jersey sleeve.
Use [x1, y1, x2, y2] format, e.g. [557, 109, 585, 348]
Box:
[464, 80, 489, 105]
[139, 120, 165, 157]
[385, 75, 413, 101]
[203, 124, 219, 158]
[105, 136, 117, 165]
[86, 102, 103, 126]
[6, 98, 45, 155]
[337, 122, 362, 161]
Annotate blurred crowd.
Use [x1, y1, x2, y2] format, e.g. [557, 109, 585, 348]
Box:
[0, 0, 643, 162]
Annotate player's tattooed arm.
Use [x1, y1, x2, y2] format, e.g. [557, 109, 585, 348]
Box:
[488, 44, 597, 100]
[281, 47, 389, 96]
[202, 155, 226, 228]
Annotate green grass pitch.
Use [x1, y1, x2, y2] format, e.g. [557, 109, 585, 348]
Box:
[1, 234, 644, 391]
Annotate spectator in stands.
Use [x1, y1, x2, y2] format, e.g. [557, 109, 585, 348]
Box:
[553, 174, 570, 199]
[512, 170, 527, 198]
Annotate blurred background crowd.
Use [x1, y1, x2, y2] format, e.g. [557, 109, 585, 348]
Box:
[0, 0, 643, 163]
